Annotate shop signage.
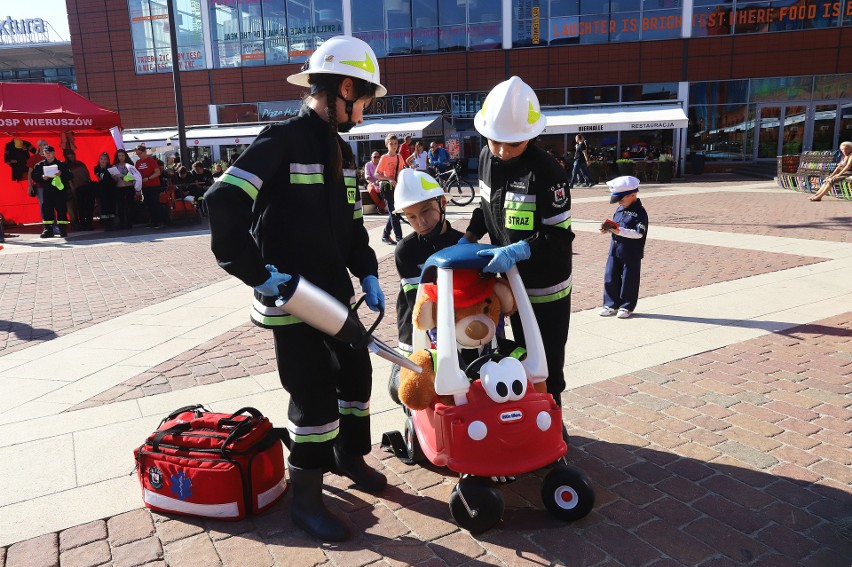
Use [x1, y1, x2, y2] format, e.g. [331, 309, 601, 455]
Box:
[0, 16, 46, 36]
[579, 125, 603, 132]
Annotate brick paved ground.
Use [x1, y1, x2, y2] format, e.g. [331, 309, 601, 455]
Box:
[73, 221, 825, 409]
[0, 237, 228, 354]
[7, 312, 850, 567]
[574, 190, 852, 243]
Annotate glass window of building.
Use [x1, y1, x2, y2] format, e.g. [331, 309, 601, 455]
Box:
[567, 85, 619, 104]
[622, 82, 678, 102]
[353, 0, 501, 55]
[129, 0, 206, 73]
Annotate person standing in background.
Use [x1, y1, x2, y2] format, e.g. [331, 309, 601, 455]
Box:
[398, 134, 413, 164]
[133, 145, 162, 228]
[571, 134, 593, 188]
[599, 176, 648, 319]
[375, 133, 407, 245]
[31, 145, 72, 238]
[3, 137, 33, 182]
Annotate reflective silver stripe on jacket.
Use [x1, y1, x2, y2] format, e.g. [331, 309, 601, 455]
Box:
[479, 180, 491, 202]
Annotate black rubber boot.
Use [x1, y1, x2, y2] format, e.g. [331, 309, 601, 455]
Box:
[40, 228, 54, 238]
[333, 445, 387, 494]
[288, 464, 349, 542]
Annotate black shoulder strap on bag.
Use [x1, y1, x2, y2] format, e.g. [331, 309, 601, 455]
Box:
[151, 422, 192, 453]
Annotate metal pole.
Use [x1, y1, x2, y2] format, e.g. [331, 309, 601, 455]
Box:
[166, 0, 188, 166]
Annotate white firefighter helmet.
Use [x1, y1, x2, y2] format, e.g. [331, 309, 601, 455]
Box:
[474, 76, 546, 143]
[287, 36, 387, 97]
[393, 168, 448, 213]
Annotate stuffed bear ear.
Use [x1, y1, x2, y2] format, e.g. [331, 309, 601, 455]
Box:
[493, 279, 516, 315]
[413, 295, 437, 330]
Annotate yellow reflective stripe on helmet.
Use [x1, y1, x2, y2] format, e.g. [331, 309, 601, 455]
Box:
[421, 177, 441, 190]
[221, 172, 258, 200]
[505, 209, 534, 230]
[341, 52, 376, 73]
[528, 101, 541, 125]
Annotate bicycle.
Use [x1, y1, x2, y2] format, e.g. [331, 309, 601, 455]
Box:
[432, 160, 476, 206]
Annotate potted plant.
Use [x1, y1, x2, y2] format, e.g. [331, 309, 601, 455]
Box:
[657, 154, 674, 183]
[588, 159, 606, 184]
[616, 158, 634, 177]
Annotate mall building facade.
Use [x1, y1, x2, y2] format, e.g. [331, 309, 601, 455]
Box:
[67, 0, 852, 170]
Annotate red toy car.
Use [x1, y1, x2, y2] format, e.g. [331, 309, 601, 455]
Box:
[388, 244, 594, 533]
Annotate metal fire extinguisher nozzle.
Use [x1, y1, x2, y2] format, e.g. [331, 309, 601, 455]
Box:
[273, 274, 422, 373]
[274, 275, 368, 345]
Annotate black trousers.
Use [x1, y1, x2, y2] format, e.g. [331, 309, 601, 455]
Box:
[116, 187, 136, 227]
[509, 293, 571, 398]
[142, 187, 162, 226]
[41, 186, 69, 228]
[273, 323, 373, 469]
[380, 183, 402, 240]
[76, 182, 97, 227]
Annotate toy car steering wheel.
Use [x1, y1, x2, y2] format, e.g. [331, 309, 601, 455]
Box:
[463, 351, 503, 380]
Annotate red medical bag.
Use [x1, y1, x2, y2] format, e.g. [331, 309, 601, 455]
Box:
[134, 405, 287, 520]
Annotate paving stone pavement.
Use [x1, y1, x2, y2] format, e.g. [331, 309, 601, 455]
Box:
[1, 180, 851, 566]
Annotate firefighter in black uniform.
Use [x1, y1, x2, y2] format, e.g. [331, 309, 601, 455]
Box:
[599, 175, 648, 319]
[461, 76, 574, 408]
[388, 168, 463, 403]
[204, 36, 387, 542]
[31, 145, 73, 238]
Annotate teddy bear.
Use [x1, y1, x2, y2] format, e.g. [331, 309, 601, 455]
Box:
[398, 268, 545, 411]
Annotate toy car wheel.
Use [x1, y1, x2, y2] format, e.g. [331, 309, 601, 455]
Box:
[541, 466, 594, 522]
[404, 416, 424, 464]
[449, 477, 504, 534]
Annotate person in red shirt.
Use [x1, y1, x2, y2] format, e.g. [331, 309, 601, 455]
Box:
[398, 134, 412, 163]
[133, 144, 163, 228]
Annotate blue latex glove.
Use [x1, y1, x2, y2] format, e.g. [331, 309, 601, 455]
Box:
[458, 235, 475, 245]
[254, 264, 292, 297]
[477, 241, 531, 274]
[361, 275, 385, 312]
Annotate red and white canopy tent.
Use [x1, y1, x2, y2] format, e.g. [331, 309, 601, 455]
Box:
[0, 83, 122, 225]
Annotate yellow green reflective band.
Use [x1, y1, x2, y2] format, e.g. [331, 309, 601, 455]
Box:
[505, 210, 534, 230]
[353, 208, 363, 220]
[529, 284, 572, 304]
[42, 220, 54, 224]
[344, 176, 356, 186]
[505, 200, 536, 211]
[221, 173, 258, 200]
[403, 283, 418, 293]
[56, 220, 70, 225]
[338, 407, 370, 417]
[291, 429, 339, 443]
[554, 218, 572, 229]
[347, 187, 356, 204]
[509, 347, 527, 359]
[251, 311, 303, 326]
[290, 173, 324, 185]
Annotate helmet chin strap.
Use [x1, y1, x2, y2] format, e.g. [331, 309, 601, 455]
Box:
[418, 198, 446, 243]
[336, 94, 357, 133]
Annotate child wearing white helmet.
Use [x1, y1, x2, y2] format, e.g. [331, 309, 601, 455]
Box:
[387, 168, 463, 403]
[460, 76, 575, 430]
[204, 35, 387, 542]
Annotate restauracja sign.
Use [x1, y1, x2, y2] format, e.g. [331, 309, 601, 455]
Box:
[0, 16, 46, 36]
